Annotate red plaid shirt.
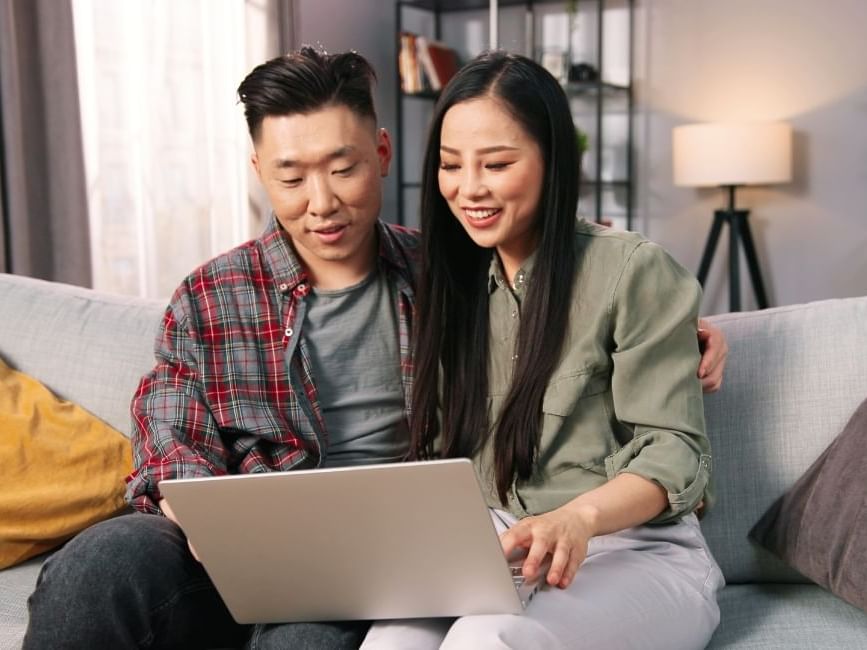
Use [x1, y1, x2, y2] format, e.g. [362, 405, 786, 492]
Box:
[126, 217, 419, 513]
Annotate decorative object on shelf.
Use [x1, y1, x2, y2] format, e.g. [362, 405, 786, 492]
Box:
[565, 0, 578, 69]
[568, 62, 598, 83]
[540, 48, 569, 84]
[673, 121, 793, 312]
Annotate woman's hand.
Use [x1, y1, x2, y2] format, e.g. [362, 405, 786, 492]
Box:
[500, 474, 668, 590]
[499, 504, 598, 590]
[697, 319, 728, 393]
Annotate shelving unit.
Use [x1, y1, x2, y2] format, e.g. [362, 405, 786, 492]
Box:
[395, 0, 634, 229]
[554, 0, 635, 229]
[395, 1, 437, 228]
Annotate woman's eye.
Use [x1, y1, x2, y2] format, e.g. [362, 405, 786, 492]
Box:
[486, 162, 512, 171]
[439, 163, 459, 171]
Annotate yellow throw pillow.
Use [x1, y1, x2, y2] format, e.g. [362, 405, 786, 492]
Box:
[0, 357, 132, 569]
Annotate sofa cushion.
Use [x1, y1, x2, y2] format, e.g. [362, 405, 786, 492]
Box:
[748, 395, 867, 614]
[703, 297, 867, 584]
[707, 584, 867, 648]
[0, 556, 43, 650]
[0, 357, 133, 569]
[0, 273, 163, 436]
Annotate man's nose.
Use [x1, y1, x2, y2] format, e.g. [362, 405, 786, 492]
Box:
[308, 175, 339, 218]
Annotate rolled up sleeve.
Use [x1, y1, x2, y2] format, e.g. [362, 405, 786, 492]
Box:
[606, 241, 712, 523]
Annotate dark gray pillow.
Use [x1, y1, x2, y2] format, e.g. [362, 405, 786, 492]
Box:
[749, 396, 867, 614]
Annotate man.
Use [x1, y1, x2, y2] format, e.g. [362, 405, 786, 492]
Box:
[24, 48, 727, 650]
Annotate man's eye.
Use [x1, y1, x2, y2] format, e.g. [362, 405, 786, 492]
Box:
[334, 164, 356, 176]
[280, 178, 302, 187]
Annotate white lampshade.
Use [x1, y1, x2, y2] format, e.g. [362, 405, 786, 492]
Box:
[672, 122, 792, 187]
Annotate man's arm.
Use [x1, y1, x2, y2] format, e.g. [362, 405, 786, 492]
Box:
[697, 319, 728, 393]
[126, 295, 229, 514]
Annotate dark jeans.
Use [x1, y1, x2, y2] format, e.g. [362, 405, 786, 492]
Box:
[23, 513, 369, 650]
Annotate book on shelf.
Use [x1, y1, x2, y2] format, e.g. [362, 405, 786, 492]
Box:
[398, 32, 422, 94]
[416, 36, 460, 91]
[399, 32, 461, 95]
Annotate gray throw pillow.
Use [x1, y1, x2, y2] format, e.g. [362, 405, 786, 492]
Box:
[749, 396, 867, 614]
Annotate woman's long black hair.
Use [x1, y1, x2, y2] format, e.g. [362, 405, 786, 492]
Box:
[409, 51, 581, 503]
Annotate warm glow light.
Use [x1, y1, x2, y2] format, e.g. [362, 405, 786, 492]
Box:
[672, 122, 792, 187]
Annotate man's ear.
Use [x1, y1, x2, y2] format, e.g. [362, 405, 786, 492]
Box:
[376, 128, 393, 177]
[251, 151, 262, 180]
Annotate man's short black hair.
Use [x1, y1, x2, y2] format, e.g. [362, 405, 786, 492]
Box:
[237, 46, 378, 141]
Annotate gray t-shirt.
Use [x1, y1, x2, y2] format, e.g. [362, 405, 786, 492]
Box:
[301, 267, 409, 467]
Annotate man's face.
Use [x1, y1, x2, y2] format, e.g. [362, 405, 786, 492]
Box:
[252, 105, 391, 287]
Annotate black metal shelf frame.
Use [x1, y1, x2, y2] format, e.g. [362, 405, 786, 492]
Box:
[395, 0, 634, 229]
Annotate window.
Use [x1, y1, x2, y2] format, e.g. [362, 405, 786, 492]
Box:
[73, 0, 275, 299]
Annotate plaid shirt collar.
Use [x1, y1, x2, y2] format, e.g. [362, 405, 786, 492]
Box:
[259, 213, 416, 293]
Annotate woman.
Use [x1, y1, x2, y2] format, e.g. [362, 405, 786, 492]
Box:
[362, 51, 724, 649]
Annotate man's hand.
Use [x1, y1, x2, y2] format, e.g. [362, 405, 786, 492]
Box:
[499, 505, 596, 590]
[697, 319, 728, 393]
[159, 498, 200, 562]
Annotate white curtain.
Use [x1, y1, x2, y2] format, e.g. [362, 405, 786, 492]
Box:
[72, 0, 271, 299]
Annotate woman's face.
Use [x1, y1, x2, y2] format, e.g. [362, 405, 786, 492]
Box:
[438, 96, 545, 271]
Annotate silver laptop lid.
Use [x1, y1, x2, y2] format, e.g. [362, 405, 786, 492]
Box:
[159, 459, 525, 623]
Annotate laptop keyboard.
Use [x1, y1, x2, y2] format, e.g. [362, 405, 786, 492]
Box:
[510, 563, 546, 606]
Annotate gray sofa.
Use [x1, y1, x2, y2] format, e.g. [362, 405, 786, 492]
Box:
[1, 271, 867, 649]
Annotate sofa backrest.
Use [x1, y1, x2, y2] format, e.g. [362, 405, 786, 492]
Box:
[4, 273, 866, 585]
[0, 273, 164, 437]
[703, 296, 867, 584]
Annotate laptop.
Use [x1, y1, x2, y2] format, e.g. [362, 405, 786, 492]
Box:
[158, 458, 544, 624]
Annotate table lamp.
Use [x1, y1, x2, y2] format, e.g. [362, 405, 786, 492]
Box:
[673, 122, 792, 312]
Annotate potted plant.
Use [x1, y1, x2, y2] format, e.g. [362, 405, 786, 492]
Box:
[575, 126, 588, 156]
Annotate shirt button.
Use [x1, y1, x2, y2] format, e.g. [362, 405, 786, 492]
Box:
[511, 310, 518, 318]
[285, 327, 294, 337]
[279, 283, 289, 291]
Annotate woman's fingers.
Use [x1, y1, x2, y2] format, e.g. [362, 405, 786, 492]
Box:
[558, 544, 585, 588]
[501, 512, 591, 588]
[521, 530, 553, 581]
[499, 522, 531, 560]
[546, 542, 571, 586]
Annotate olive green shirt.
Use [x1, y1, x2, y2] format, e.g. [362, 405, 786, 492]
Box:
[474, 220, 711, 524]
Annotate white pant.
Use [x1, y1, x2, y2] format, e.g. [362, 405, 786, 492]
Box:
[361, 510, 724, 650]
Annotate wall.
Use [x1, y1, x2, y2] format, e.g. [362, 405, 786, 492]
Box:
[295, 0, 399, 223]
[295, 0, 867, 314]
[635, 0, 867, 314]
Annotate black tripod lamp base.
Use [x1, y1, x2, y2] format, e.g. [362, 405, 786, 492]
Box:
[696, 209, 769, 313]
